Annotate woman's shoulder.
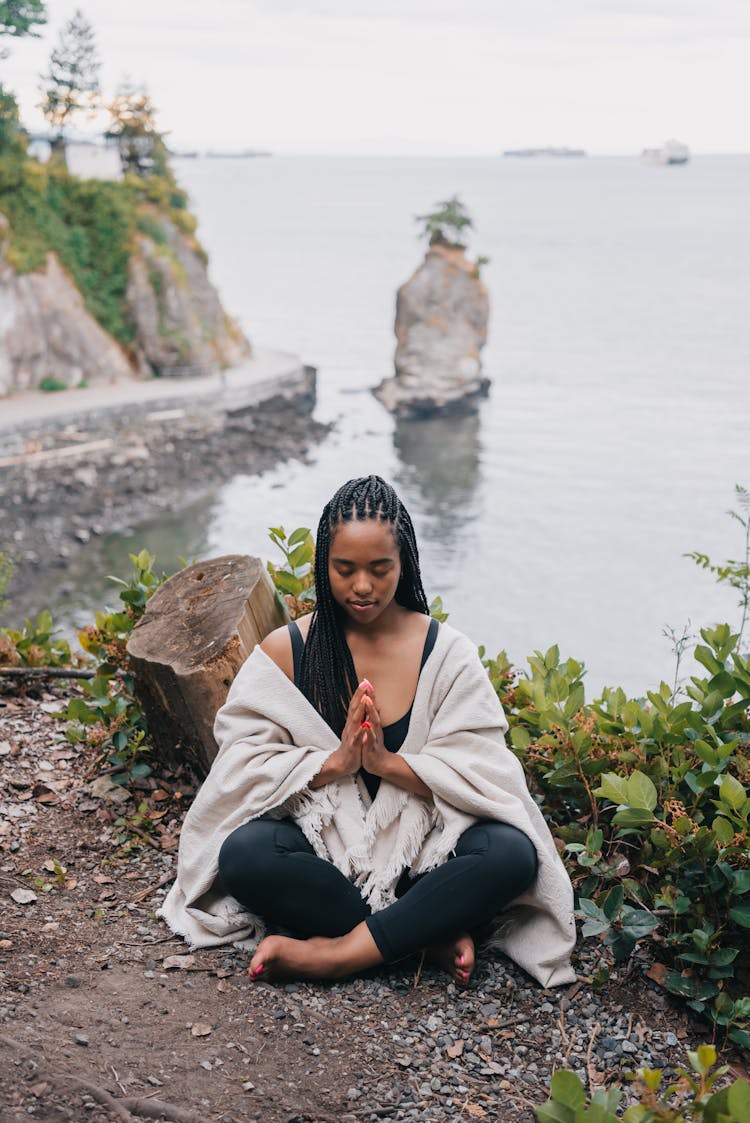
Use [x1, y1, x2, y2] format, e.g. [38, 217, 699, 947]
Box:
[259, 622, 295, 681]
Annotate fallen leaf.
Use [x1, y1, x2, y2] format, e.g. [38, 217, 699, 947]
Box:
[43, 859, 65, 874]
[446, 1040, 464, 1058]
[151, 789, 170, 802]
[215, 969, 232, 978]
[217, 979, 231, 994]
[0, 938, 12, 949]
[191, 1023, 213, 1037]
[64, 878, 77, 890]
[11, 888, 38, 904]
[465, 1105, 486, 1119]
[35, 789, 59, 805]
[39, 702, 63, 714]
[647, 962, 669, 987]
[163, 954, 196, 970]
[94, 874, 114, 884]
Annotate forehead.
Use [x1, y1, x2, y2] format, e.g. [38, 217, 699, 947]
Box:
[329, 517, 398, 560]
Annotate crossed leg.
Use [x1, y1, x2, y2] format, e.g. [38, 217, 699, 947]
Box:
[219, 819, 537, 986]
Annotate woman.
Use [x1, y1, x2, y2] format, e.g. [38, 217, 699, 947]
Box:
[160, 476, 575, 987]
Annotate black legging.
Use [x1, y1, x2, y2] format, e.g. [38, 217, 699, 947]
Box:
[218, 817, 538, 963]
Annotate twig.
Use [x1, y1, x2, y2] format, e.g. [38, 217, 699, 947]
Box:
[0, 1035, 207, 1123]
[130, 871, 174, 903]
[413, 948, 426, 988]
[110, 1064, 128, 1096]
[585, 1021, 601, 1095]
[0, 666, 97, 680]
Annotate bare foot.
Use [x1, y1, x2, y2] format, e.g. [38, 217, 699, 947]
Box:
[248, 923, 383, 983]
[427, 932, 475, 987]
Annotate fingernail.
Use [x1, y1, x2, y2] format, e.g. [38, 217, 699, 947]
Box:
[361, 720, 372, 730]
[459, 954, 464, 964]
[361, 678, 372, 690]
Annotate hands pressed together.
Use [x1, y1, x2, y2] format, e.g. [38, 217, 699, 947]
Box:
[334, 679, 390, 780]
[309, 679, 431, 798]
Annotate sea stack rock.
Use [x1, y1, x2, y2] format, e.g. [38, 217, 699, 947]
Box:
[375, 241, 489, 419]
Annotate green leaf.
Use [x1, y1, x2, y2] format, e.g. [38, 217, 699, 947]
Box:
[720, 774, 747, 810]
[731, 870, 750, 895]
[534, 1104, 574, 1123]
[287, 527, 311, 547]
[128, 762, 152, 779]
[272, 571, 303, 596]
[602, 885, 624, 921]
[549, 1070, 586, 1110]
[510, 726, 531, 751]
[594, 773, 629, 805]
[289, 543, 313, 568]
[694, 644, 723, 675]
[626, 771, 658, 811]
[729, 903, 750, 929]
[268, 526, 286, 541]
[713, 817, 735, 844]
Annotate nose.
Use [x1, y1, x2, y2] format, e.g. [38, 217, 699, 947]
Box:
[352, 570, 374, 596]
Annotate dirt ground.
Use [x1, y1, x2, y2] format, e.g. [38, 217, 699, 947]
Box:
[1, 680, 744, 1123]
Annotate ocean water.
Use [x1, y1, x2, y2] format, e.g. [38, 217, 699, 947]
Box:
[40, 155, 750, 697]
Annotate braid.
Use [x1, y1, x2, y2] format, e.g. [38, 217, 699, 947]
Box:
[299, 475, 429, 735]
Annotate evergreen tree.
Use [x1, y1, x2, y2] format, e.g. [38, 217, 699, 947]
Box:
[39, 8, 100, 158]
[0, 0, 46, 53]
[0, 1, 46, 154]
[415, 195, 474, 249]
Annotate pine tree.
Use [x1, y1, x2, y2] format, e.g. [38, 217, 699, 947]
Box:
[0, 0, 46, 53]
[415, 195, 474, 249]
[39, 7, 100, 158]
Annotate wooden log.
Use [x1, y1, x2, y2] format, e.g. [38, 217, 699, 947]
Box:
[126, 555, 287, 775]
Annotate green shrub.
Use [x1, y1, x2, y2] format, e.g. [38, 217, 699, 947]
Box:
[60, 549, 165, 785]
[38, 376, 68, 391]
[536, 1045, 750, 1122]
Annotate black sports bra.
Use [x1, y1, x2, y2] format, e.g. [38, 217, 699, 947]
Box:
[287, 617, 439, 799]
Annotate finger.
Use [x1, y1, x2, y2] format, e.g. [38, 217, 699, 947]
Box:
[364, 696, 382, 730]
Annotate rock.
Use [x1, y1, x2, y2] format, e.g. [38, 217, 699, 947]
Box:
[86, 776, 132, 806]
[374, 241, 489, 418]
[73, 1033, 89, 1046]
[0, 236, 134, 396]
[126, 218, 250, 376]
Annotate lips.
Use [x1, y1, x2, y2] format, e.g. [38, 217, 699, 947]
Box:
[350, 601, 375, 610]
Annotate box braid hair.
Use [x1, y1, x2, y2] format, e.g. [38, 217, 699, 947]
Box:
[299, 475, 430, 736]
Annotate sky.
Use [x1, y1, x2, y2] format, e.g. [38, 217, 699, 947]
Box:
[2, 0, 749, 155]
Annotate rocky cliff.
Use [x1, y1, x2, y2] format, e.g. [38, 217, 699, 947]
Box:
[375, 242, 490, 418]
[126, 217, 250, 376]
[0, 215, 133, 396]
[0, 210, 251, 396]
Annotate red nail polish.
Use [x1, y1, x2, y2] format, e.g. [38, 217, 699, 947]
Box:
[459, 954, 464, 964]
[361, 720, 372, 730]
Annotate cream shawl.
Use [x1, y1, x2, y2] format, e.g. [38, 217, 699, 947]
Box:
[159, 623, 576, 987]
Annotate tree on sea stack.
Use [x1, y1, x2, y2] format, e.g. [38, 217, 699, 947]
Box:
[416, 194, 474, 249]
[374, 195, 490, 419]
[38, 7, 100, 163]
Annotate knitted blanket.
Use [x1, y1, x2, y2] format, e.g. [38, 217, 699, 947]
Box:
[159, 623, 576, 986]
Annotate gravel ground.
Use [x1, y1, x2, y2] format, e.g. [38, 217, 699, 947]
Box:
[0, 681, 738, 1123]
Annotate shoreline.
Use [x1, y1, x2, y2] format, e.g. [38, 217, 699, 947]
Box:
[0, 349, 329, 623]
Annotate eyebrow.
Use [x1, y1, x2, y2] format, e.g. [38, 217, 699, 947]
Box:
[331, 556, 395, 565]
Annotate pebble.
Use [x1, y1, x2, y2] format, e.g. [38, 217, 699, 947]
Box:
[73, 1033, 89, 1046]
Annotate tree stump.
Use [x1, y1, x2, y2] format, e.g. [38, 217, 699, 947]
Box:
[126, 555, 287, 776]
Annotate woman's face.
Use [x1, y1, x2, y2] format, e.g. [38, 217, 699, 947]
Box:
[327, 517, 402, 625]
